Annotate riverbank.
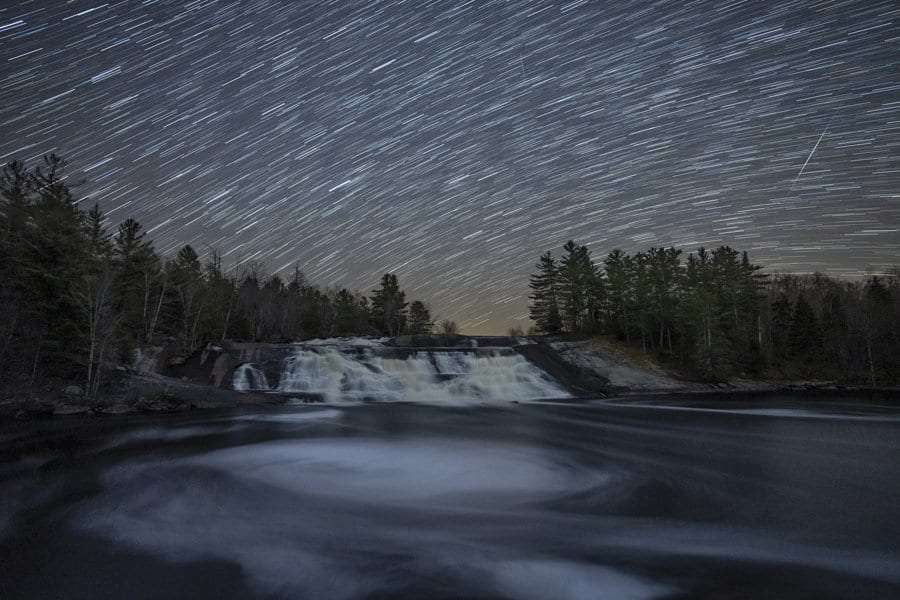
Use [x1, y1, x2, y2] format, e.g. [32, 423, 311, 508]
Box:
[547, 336, 900, 397]
[0, 371, 285, 420]
[2, 334, 898, 420]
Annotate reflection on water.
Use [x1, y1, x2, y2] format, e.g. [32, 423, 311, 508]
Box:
[2, 397, 900, 599]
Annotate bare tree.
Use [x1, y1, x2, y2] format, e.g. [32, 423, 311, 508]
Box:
[146, 268, 168, 344]
[72, 268, 120, 397]
[437, 320, 459, 335]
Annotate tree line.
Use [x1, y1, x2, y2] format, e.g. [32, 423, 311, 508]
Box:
[0, 155, 451, 396]
[529, 240, 899, 384]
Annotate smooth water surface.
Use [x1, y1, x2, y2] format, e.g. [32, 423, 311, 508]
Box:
[2, 395, 899, 599]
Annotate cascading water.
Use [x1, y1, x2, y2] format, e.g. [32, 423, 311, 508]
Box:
[262, 344, 570, 403]
[432, 352, 472, 375]
[232, 363, 270, 392]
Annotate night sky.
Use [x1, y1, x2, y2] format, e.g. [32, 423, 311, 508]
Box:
[1, 1, 898, 333]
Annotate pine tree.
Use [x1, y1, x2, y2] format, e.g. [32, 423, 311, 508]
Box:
[603, 249, 630, 340]
[283, 265, 307, 339]
[112, 217, 160, 351]
[407, 300, 433, 334]
[334, 289, 358, 336]
[574, 244, 598, 332]
[629, 252, 652, 352]
[293, 284, 318, 339]
[257, 275, 286, 341]
[681, 248, 720, 378]
[355, 295, 372, 334]
[73, 204, 118, 395]
[585, 263, 607, 334]
[769, 291, 792, 364]
[85, 203, 112, 262]
[709, 246, 742, 370]
[863, 276, 898, 384]
[1, 156, 120, 387]
[788, 293, 821, 372]
[528, 251, 562, 334]
[558, 240, 591, 333]
[0, 161, 32, 358]
[317, 292, 336, 337]
[236, 270, 261, 340]
[820, 286, 848, 375]
[646, 247, 682, 354]
[199, 248, 234, 343]
[22, 155, 90, 363]
[736, 251, 766, 372]
[370, 273, 408, 336]
[167, 245, 205, 351]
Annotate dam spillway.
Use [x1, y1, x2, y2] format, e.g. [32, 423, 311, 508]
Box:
[231, 338, 571, 403]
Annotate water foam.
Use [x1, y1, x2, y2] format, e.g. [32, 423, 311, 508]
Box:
[272, 347, 569, 403]
[302, 336, 390, 347]
[232, 363, 269, 391]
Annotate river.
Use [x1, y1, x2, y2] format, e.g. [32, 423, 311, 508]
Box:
[2, 395, 899, 599]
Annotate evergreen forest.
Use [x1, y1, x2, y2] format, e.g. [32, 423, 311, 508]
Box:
[529, 240, 900, 384]
[2, 155, 898, 396]
[0, 156, 435, 395]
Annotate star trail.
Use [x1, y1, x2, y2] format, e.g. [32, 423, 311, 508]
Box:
[1, 0, 898, 333]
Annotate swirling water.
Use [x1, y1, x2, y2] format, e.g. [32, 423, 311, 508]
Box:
[1, 397, 900, 599]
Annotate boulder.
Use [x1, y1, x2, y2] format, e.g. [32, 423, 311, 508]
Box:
[132, 346, 163, 373]
[210, 352, 234, 388]
[63, 385, 83, 397]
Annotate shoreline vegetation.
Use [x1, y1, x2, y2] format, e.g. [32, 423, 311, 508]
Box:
[4, 336, 900, 421]
[527, 241, 899, 385]
[1, 155, 453, 409]
[1, 154, 898, 418]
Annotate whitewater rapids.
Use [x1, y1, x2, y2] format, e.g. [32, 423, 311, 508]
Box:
[232, 343, 570, 403]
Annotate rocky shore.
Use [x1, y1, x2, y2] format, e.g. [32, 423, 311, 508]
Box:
[545, 337, 900, 400]
[0, 371, 286, 420]
[3, 335, 897, 419]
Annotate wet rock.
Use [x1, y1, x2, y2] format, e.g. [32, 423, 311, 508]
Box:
[392, 334, 470, 347]
[138, 400, 190, 413]
[548, 339, 681, 393]
[17, 402, 55, 418]
[210, 353, 233, 388]
[517, 342, 610, 396]
[63, 385, 83, 397]
[54, 403, 91, 416]
[96, 403, 135, 415]
[132, 346, 164, 373]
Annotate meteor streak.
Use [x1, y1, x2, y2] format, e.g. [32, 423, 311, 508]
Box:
[790, 128, 828, 191]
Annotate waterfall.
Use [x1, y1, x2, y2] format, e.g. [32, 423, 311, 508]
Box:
[271, 346, 569, 403]
[232, 363, 270, 391]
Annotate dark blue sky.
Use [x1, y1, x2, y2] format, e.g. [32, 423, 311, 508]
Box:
[1, 0, 898, 333]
